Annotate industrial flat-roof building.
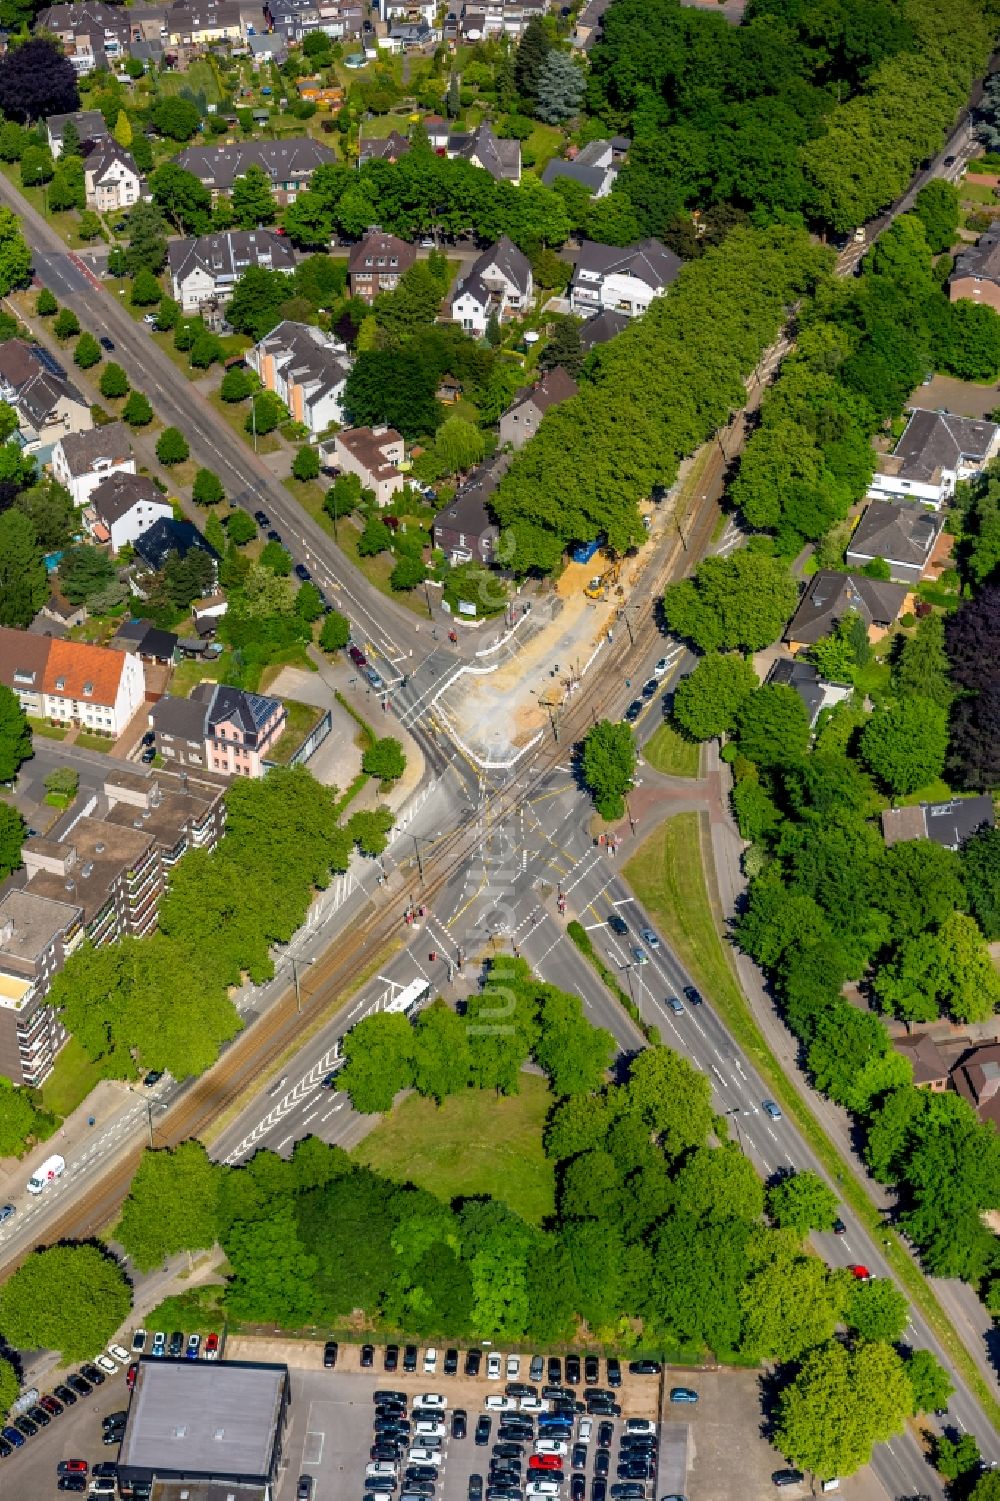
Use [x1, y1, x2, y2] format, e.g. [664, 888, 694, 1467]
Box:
[118, 1358, 290, 1501]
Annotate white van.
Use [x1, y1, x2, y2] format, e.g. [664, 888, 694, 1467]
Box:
[26, 1155, 65, 1194]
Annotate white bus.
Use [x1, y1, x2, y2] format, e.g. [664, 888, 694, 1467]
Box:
[385, 978, 432, 1016]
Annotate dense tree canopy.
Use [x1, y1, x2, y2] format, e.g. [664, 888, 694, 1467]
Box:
[0, 1244, 131, 1362]
[0, 38, 79, 123]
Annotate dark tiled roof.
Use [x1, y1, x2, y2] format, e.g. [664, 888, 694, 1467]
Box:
[206, 683, 280, 739]
[433, 454, 511, 542]
[57, 421, 131, 477]
[451, 121, 519, 182]
[46, 108, 108, 144]
[578, 308, 629, 350]
[766, 657, 825, 725]
[168, 228, 296, 286]
[574, 236, 682, 290]
[150, 693, 208, 743]
[785, 571, 907, 645]
[881, 795, 995, 851]
[846, 500, 942, 567]
[253, 320, 351, 404]
[174, 138, 335, 191]
[85, 141, 139, 188]
[952, 1044, 1000, 1128]
[883, 408, 1000, 486]
[347, 227, 416, 275]
[508, 365, 577, 418]
[541, 159, 609, 194]
[91, 472, 165, 527]
[951, 221, 1000, 285]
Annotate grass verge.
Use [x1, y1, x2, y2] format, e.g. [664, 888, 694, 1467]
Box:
[28, 717, 68, 740]
[643, 720, 700, 777]
[353, 1074, 557, 1224]
[41, 1035, 118, 1118]
[567, 921, 653, 1043]
[623, 811, 1000, 1431]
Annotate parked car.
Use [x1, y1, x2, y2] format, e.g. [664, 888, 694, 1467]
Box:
[203, 1333, 220, 1361]
[453, 1410, 467, 1440]
[605, 1361, 621, 1389]
[185, 1335, 201, 1360]
[0, 1204, 15, 1225]
[628, 1361, 661, 1376]
[66, 1375, 92, 1397]
[362, 1345, 376, 1368]
[58, 1460, 88, 1475]
[466, 1350, 483, 1377]
[475, 1417, 492, 1446]
[57, 1480, 86, 1494]
[80, 1365, 105, 1386]
[151, 1333, 166, 1358]
[324, 1342, 338, 1369]
[167, 1334, 183, 1358]
[487, 1353, 503, 1380]
[668, 1389, 698, 1405]
[385, 1346, 399, 1372]
[445, 1350, 459, 1376]
[772, 1471, 805, 1488]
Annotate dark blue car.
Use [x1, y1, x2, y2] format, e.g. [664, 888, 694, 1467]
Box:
[1, 1426, 24, 1448]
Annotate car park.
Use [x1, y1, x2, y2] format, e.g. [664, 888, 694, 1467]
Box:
[762, 1100, 782, 1120]
[668, 1389, 698, 1405]
[81, 1364, 105, 1386]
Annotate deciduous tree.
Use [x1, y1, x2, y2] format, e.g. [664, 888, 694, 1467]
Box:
[581, 719, 635, 820]
[117, 1142, 222, 1272]
[0, 1244, 131, 1362]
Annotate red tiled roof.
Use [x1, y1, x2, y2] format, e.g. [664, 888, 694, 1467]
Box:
[42, 636, 126, 707]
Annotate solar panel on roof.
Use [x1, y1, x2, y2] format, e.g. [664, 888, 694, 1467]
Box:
[32, 346, 66, 379]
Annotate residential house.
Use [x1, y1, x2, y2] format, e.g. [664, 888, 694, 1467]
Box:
[334, 426, 406, 506]
[168, 229, 296, 314]
[83, 142, 142, 214]
[571, 0, 613, 47]
[0, 887, 82, 1086]
[499, 366, 577, 450]
[37, 592, 86, 633]
[449, 235, 533, 336]
[173, 138, 336, 205]
[423, 114, 449, 150]
[764, 657, 852, 730]
[0, 626, 145, 736]
[109, 618, 177, 665]
[784, 571, 909, 651]
[347, 227, 417, 302]
[844, 499, 950, 586]
[133, 517, 220, 576]
[458, 0, 546, 39]
[87, 472, 172, 555]
[35, 2, 167, 73]
[949, 221, 1000, 312]
[869, 408, 1000, 510]
[46, 108, 108, 157]
[192, 593, 228, 634]
[446, 121, 520, 184]
[378, 0, 436, 23]
[0, 340, 91, 460]
[247, 320, 351, 434]
[432, 453, 509, 564]
[541, 139, 617, 198]
[262, 0, 363, 44]
[881, 795, 995, 852]
[248, 29, 288, 60]
[357, 129, 411, 165]
[951, 1045, 1000, 1129]
[150, 681, 286, 776]
[51, 421, 134, 509]
[165, 0, 243, 46]
[894, 1033, 951, 1092]
[578, 307, 629, 351]
[570, 237, 682, 319]
[383, 17, 436, 46]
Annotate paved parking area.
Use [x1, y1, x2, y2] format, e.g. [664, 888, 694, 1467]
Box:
[1, 1362, 130, 1496]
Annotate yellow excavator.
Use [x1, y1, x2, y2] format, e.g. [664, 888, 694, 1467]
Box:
[585, 560, 622, 600]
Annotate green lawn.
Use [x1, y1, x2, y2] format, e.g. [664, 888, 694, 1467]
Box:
[522, 123, 565, 172]
[333, 516, 433, 619]
[267, 700, 324, 765]
[27, 717, 67, 741]
[169, 653, 236, 698]
[643, 720, 700, 777]
[41, 1035, 120, 1118]
[960, 178, 999, 205]
[158, 58, 222, 104]
[209, 391, 281, 455]
[624, 812, 1000, 1431]
[75, 732, 112, 752]
[143, 1284, 227, 1338]
[353, 1074, 556, 1225]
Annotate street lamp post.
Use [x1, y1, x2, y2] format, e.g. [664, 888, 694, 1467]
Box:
[724, 1106, 744, 1153]
[624, 791, 637, 837]
[284, 953, 314, 1013]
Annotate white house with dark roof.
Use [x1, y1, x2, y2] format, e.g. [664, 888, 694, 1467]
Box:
[51, 422, 134, 509]
[0, 340, 91, 459]
[449, 236, 533, 335]
[248, 321, 351, 434]
[446, 122, 520, 185]
[570, 237, 682, 319]
[84, 142, 141, 214]
[46, 108, 108, 156]
[87, 472, 172, 555]
[844, 499, 949, 586]
[168, 230, 296, 313]
[541, 140, 617, 198]
[869, 408, 1000, 510]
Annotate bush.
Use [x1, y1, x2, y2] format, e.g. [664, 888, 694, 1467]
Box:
[73, 332, 101, 369]
[35, 287, 56, 316]
[245, 391, 286, 435]
[292, 444, 320, 481]
[220, 365, 253, 402]
[52, 308, 79, 341]
[130, 268, 162, 306]
[390, 554, 427, 591]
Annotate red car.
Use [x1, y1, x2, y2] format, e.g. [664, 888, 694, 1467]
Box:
[529, 1456, 563, 1471]
[126, 1363, 138, 1391]
[849, 1264, 873, 1282]
[204, 1332, 220, 1361]
[57, 1461, 88, 1475]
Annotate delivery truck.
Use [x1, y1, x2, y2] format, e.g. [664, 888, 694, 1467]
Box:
[26, 1154, 64, 1194]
